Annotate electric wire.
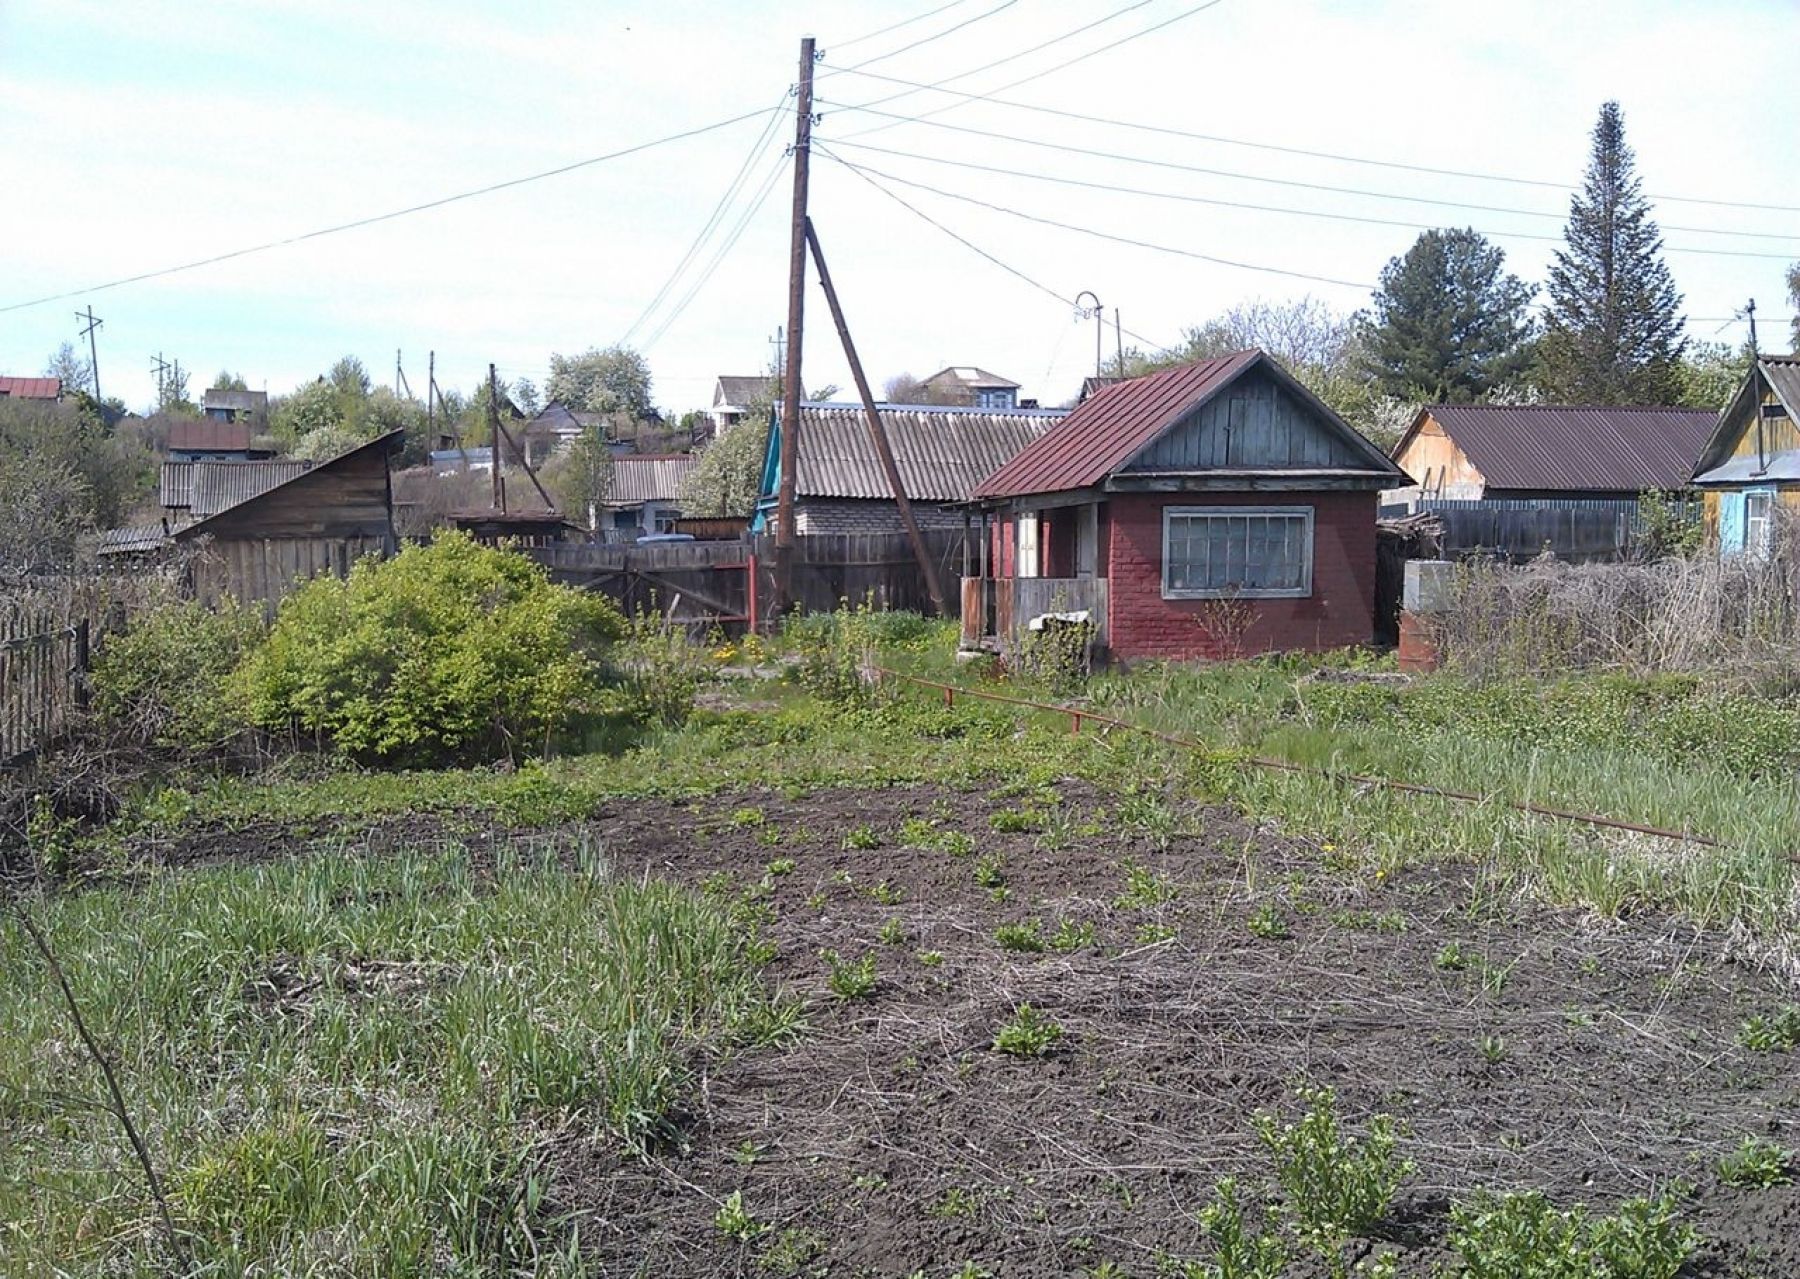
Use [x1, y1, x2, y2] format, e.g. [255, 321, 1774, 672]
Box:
[828, 0, 975, 51]
[829, 0, 1019, 73]
[0, 106, 778, 315]
[823, 136, 1800, 262]
[818, 107, 1800, 245]
[818, 63, 1800, 216]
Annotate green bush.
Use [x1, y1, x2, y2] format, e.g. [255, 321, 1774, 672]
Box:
[91, 596, 264, 750]
[1448, 1189, 1697, 1279]
[234, 532, 625, 765]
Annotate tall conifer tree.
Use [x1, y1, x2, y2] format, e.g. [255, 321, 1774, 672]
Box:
[1536, 102, 1686, 403]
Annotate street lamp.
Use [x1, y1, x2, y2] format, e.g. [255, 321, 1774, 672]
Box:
[1073, 290, 1103, 379]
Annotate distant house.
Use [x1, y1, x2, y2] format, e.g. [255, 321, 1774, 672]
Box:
[168, 419, 269, 461]
[0, 376, 61, 401]
[160, 458, 314, 523]
[599, 453, 697, 536]
[711, 375, 772, 436]
[200, 388, 268, 428]
[921, 366, 1020, 410]
[1387, 403, 1717, 504]
[523, 402, 604, 462]
[1690, 354, 1800, 555]
[751, 401, 1064, 536]
[966, 350, 1408, 661]
[430, 445, 493, 473]
[1078, 375, 1126, 405]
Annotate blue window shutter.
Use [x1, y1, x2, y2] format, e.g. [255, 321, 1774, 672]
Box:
[1719, 490, 1747, 553]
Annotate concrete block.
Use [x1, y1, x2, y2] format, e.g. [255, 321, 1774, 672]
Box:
[1403, 559, 1455, 614]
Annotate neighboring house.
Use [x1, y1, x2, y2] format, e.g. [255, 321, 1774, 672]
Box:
[430, 445, 493, 473]
[168, 419, 267, 461]
[599, 453, 697, 536]
[1387, 404, 1717, 504]
[160, 458, 314, 523]
[921, 367, 1021, 410]
[1690, 354, 1800, 556]
[966, 350, 1408, 661]
[711, 375, 771, 436]
[751, 401, 1064, 536]
[523, 401, 605, 462]
[1078, 375, 1126, 405]
[0, 376, 61, 401]
[201, 388, 268, 428]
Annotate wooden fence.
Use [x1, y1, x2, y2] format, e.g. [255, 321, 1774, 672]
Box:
[1390, 498, 1703, 563]
[530, 530, 969, 629]
[0, 619, 88, 763]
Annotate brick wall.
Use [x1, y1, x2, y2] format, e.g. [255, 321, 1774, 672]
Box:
[1105, 491, 1377, 660]
[793, 499, 967, 535]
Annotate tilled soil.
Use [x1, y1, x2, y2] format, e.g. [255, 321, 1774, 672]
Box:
[145, 781, 1800, 1277]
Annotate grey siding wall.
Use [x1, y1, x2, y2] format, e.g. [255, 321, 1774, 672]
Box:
[1126, 368, 1365, 471]
[793, 499, 967, 535]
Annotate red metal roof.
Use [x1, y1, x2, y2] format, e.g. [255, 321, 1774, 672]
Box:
[0, 376, 61, 400]
[1413, 404, 1718, 493]
[169, 419, 252, 453]
[973, 352, 1264, 499]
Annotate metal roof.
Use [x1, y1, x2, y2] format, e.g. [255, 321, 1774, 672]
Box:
[714, 375, 771, 408]
[94, 525, 173, 555]
[607, 454, 697, 506]
[174, 431, 403, 541]
[1691, 355, 1800, 485]
[169, 419, 252, 453]
[162, 460, 313, 514]
[923, 366, 1019, 391]
[199, 388, 268, 413]
[1412, 403, 1718, 492]
[0, 376, 61, 399]
[787, 402, 1063, 502]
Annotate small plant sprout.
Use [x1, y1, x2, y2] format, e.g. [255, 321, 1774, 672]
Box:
[916, 949, 945, 967]
[1193, 1176, 1288, 1279]
[820, 949, 877, 1001]
[1254, 1087, 1413, 1265]
[1114, 859, 1175, 909]
[714, 1189, 766, 1241]
[1050, 917, 1096, 952]
[994, 919, 1046, 953]
[989, 807, 1038, 833]
[866, 879, 904, 905]
[763, 857, 796, 880]
[1738, 1006, 1800, 1052]
[878, 917, 907, 946]
[973, 854, 1006, 890]
[931, 1186, 980, 1218]
[1135, 921, 1177, 945]
[1435, 942, 1468, 971]
[1478, 1034, 1508, 1064]
[844, 823, 880, 850]
[993, 1003, 1064, 1058]
[1718, 1136, 1793, 1188]
[1246, 903, 1289, 941]
[729, 806, 767, 829]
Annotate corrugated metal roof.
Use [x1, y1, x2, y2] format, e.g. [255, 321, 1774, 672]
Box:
[0, 376, 61, 399]
[714, 376, 771, 407]
[790, 402, 1063, 502]
[162, 460, 313, 514]
[169, 419, 252, 453]
[1762, 354, 1800, 417]
[924, 366, 1019, 391]
[174, 431, 403, 541]
[94, 525, 172, 555]
[1691, 355, 1800, 483]
[974, 352, 1264, 499]
[607, 454, 697, 506]
[1422, 404, 1717, 492]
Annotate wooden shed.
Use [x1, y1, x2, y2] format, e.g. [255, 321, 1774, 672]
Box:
[1690, 354, 1800, 555]
[172, 431, 401, 612]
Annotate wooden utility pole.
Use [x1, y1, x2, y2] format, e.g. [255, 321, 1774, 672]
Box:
[775, 35, 816, 601]
[805, 219, 945, 616]
[488, 363, 503, 512]
[76, 307, 103, 404]
[426, 350, 436, 444]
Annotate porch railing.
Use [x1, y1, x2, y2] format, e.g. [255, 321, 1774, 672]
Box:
[961, 576, 1108, 650]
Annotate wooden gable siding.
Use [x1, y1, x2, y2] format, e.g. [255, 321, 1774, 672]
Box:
[1390, 411, 1486, 498]
[194, 447, 394, 542]
[1123, 367, 1366, 471]
[1727, 386, 1800, 462]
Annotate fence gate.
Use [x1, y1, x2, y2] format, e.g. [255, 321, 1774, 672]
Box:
[0, 620, 88, 764]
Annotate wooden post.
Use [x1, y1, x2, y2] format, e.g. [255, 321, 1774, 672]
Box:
[803, 219, 946, 616]
[488, 364, 503, 512]
[775, 36, 816, 608]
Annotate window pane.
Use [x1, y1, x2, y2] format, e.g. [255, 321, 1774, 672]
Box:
[1164, 509, 1311, 597]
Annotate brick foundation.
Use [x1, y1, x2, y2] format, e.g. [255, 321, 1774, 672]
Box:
[1396, 610, 1441, 673]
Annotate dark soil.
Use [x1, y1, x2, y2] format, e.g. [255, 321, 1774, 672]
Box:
[136, 782, 1800, 1277]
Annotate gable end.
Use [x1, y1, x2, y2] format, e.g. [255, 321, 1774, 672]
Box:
[1122, 366, 1371, 471]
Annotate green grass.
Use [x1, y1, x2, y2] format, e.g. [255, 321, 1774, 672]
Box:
[0, 840, 780, 1277]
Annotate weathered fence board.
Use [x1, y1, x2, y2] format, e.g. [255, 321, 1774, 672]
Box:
[1392, 498, 1701, 564]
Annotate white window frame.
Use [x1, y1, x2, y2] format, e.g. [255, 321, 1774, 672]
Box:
[1015, 513, 1040, 578]
[1745, 488, 1775, 559]
[1162, 505, 1314, 600]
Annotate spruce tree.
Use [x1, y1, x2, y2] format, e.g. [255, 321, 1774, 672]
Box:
[1536, 102, 1686, 403]
[1362, 228, 1535, 403]
[1786, 260, 1799, 352]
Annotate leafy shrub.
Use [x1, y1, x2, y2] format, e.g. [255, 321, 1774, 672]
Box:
[1189, 1177, 1288, 1279]
[1738, 1005, 1800, 1051]
[1717, 1136, 1792, 1188]
[992, 1003, 1063, 1057]
[91, 596, 263, 750]
[234, 532, 624, 766]
[1448, 1189, 1697, 1279]
[1254, 1088, 1411, 1257]
[820, 949, 877, 1001]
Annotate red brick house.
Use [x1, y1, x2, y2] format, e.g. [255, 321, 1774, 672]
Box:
[964, 350, 1409, 661]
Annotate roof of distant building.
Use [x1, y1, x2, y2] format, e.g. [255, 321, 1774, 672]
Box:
[169, 419, 252, 453]
[200, 388, 268, 414]
[1400, 402, 1718, 492]
[607, 454, 697, 506]
[161, 459, 313, 515]
[922, 366, 1019, 391]
[714, 375, 772, 408]
[0, 376, 61, 400]
[1691, 354, 1800, 486]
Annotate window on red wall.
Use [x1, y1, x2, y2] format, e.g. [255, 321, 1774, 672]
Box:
[1162, 506, 1313, 599]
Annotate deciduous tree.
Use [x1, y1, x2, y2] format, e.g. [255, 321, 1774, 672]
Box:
[44, 342, 93, 395]
[1536, 101, 1686, 403]
[543, 425, 616, 530]
[546, 347, 653, 419]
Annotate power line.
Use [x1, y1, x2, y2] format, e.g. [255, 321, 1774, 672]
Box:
[824, 137, 1800, 262]
[0, 106, 778, 315]
[619, 95, 792, 345]
[820, 144, 1375, 291]
[830, 0, 1019, 73]
[829, 0, 975, 51]
[819, 106, 1800, 246]
[835, 157, 1171, 354]
[818, 63, 1800, 217]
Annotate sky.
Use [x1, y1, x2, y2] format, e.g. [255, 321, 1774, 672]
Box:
[2, 0, 1796, 416]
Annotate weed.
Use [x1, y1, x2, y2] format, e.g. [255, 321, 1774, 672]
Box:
[820, 949, 877, 1001]
[1050, 917, 1097, 952]
[757, 1226, 824, 1274]
[973, 853, 1006, 890]
[916, 950, 945, 967]
[1246, 903, 1290, 941]
[987, 886, 1012, 904]
[866, 880, 904, 905]
[757, 825, 785, 847]
[1436, 942, 1469, 971]
[992, 1003, 1064, 1058]
[1114, 859, 1176, 909]
[878, 917, 907, 946]
[1447, 1189, 1697, 1279]
[730, 806, 767, 828]
[1718, 1136, 1793, 1188]
[1254, 1087, 1412, 1265]
[994, 920, 1047, 953]
[732, 1140, 760, 1165]
[765, 858, 796, 879]
[1738, 1006, 1800, 1052]
[1478, 1034, 1509, 1064]
[1136, 921, 1178, 945]
[844, 823, 881, 850]
[948, 1264, 993, 1279]
[990, 807, 1039, 833]
[1087, 1262, 1128, 1279]
[1189, 1177, 1288, 1279]
[714, 1189, 767, 1242]
[804, 891, 826, 911]
[931, 1186, 981, 1218]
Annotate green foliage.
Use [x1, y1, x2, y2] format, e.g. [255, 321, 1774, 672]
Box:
[1536, 102, 1686, 404]
[1448, 1189, 1697, 1279]
[1737, 1005, 1800, 1052]
[1362, 228, 1535, 403]
[91, 596, 264, 750]
[1114, 859, 1176, 909]
[1188, 1177, 1289, 1279]
[682, 411, 769, 517]
[1246, 902, 1290, 940]
[994, 919, 1046, 953]
[821, 948, 877, 1000]
[991, 1002, 1063, 1057]
[0, 398, 157, 568]
[541, 423, 615, 531]
[1254, 1087, 1412, 1260]
[1673, 340, 1754, 411]
[1633, 490, 1703, 559]
[714, 1189, 767, 1242]
[235, 531, 626, 765]
[1049, 917, 1095, 952]
[546, 346, 654, 419]
[1717, 1136, 1792, 1188]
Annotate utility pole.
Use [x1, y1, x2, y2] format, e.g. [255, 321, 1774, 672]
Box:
[806, 219, 945, 616]
[1075, 291, 1103, 379]
[769, 325, 786, 380]
[395, 349, 403, 397]
[150, 353, 170, 411]
[775, 35, 817, 602]
[75, 307, 103, 403]
[426, 350, 436, 445]
[488, 363, 504, 512]
[1114, 308, 1124, 378]
[1746, 298, 1759, 357]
